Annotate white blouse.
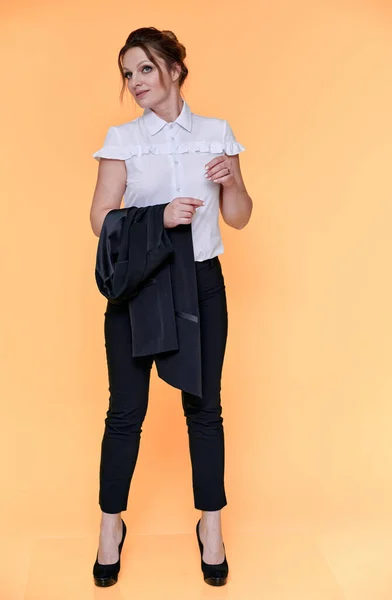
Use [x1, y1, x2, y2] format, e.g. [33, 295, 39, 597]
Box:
[92, 98, 245, 261]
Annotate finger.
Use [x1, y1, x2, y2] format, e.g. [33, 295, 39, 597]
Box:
[180, 197, 203, 206]
[179, 197, 204, 207]
[205, 156, 225, 172]
[210, 173, 232, 184]
[177, 217, 193, 225]
[176, 207, 194, 217]
[206, 165, 229, 179]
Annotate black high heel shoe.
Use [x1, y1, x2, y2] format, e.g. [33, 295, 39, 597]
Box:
[93, 518, 127, 587]
[196, 519, 229, 586]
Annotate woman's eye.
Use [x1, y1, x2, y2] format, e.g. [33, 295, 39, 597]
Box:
[124, 66, 152, 79]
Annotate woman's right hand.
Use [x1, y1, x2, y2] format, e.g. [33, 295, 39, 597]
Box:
[164, 197, 204, 228]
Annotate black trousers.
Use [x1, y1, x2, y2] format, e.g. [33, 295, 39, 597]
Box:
[99, 256, 228, 514]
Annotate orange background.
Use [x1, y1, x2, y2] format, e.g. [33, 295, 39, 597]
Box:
[2, 0, 392, 597]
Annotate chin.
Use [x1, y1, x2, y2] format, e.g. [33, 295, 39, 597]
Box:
[136, 97, 151, 108]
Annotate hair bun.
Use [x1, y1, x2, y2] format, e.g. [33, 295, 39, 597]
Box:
[161, 29, 178, 41]
[161, 30, 186, 60]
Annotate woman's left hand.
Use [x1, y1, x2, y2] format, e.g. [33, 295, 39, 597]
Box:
[204, 155, 236, 187]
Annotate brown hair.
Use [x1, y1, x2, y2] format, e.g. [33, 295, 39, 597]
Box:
[117, 27, 188, 103]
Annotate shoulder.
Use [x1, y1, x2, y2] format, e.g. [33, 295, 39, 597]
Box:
[189, 111, 229, 143]
[108, 116, 142, 141]
[192, 111, 226, 129]
[192, 110, 225, 124]
[190, 111, 245, 154]
[93, 117, 143, 161]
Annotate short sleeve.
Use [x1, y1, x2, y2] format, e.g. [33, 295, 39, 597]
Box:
[223, 120, 246, 155]
[92, 126, 129, 161]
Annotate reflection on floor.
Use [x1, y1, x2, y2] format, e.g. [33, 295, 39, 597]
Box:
[4, 523, 392, 600]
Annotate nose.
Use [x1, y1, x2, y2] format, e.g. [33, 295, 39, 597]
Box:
[131, 83, 143, 97]
[130, 73, 141, 90]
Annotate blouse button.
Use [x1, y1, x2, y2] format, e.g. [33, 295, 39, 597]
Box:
[169, 124, 173, 128]
[175, 160, 178, 165]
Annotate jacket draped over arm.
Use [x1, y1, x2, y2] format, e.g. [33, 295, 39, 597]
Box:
[95, 203, 203, 399]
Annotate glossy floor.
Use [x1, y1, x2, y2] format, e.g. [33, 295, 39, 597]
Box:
[4, 522, 392, 599]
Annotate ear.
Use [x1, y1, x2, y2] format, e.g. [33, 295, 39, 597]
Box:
[171, 62, 182, 83]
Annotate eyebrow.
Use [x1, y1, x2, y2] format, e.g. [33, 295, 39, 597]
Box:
[122, 61, 150, 73]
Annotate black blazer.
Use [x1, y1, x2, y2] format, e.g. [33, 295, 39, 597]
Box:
[95, 203, 202, 398]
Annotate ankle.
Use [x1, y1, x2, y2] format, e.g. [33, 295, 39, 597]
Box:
[201, 510, 221, 520]
[100, 512, 122, 528]
[200, 511, 222, 531]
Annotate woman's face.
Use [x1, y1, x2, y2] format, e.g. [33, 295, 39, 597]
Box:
[122, 46, 180, 107]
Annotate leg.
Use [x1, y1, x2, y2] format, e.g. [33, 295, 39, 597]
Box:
[182, 257, 228, 563]
[98, 300, 153, 564]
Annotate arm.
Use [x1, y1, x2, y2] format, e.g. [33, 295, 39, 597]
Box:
[218, 154, 253, 230]
[90, 158, 127, 237]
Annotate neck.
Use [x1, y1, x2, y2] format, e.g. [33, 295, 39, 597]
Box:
[150, 95, 184, 123]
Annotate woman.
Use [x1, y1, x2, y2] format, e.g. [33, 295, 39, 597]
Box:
[90, 26, 252, 587]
